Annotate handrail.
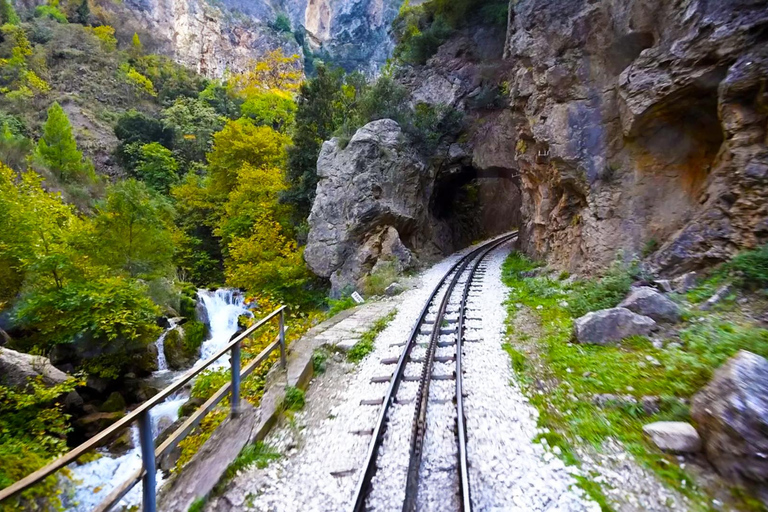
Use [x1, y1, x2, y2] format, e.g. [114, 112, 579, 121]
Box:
[0, 305, 288, 510]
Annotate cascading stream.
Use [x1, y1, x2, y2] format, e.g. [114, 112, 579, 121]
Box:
[66, 289, 248, 511]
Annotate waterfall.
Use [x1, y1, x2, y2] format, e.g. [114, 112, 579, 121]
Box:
[66, 289, 248, 511]
[154, 319, 179, 373]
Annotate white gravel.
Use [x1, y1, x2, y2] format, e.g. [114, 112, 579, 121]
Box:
[463, 242, 599, 512]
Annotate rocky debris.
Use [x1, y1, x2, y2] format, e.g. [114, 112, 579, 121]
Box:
[0, 327, 10, 346]
[673, 272, 698, 293]
[691, 350, 768, 485]
[699, 285, 733, 311]
[641, 396, 661, 416]
[305, 120, 428, 296]
[653, 280, 673, 293]
[384, 283, 404, 296]
[619, 286, 681, 323]
[592, 393, 636, 408]
[642, 422, 701, 453]
[0, 347, 70, 389]
[573, 308, 656, 345]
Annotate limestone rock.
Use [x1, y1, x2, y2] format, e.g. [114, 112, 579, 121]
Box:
[573, 308, 656, 345]
[384, 283, 404, 297]
[673, 272, 698, 293]
[642, 422, 702, 453]
[163, 327, 199, 370]
[0, 347, 69, 389]
[691, 350, 768, 484]
[74, 411, 125, 440]
[305, 120, 428, 296]
[619, 286, 681, 323]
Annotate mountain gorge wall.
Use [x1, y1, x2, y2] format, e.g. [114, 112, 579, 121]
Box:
[17, 0, 403, 76]
[305, 0, 768, 292]
[505, 0, 768, 274]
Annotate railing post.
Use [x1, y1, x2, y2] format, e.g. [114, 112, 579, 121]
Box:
[279, 309, 286, 369]
[137, 411, 156, 512]
[231, 340, 241, 417]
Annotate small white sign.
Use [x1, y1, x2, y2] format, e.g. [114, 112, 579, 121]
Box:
[351, 291, 365, 304]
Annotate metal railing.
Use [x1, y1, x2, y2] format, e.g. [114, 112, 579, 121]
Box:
[0, 305, 287, 512]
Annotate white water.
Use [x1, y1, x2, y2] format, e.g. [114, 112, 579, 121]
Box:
[154, 319, 179, 373]
[66, 289, 249, 511]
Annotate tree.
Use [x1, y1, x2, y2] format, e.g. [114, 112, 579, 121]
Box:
[272, 13, 291, 33]
[90, 179, 176, 278]
[114, 109, 174, 169]
[0, 120, 33, 171]
[240, 90, 296, 133]
[34, 102, 90, 182]
[75, 0, 89, 24]
[207, 119, 289, 194]
[130, 32, 143, 58]
[132, 142, 179, 193]
[162, 97, 224, 164]
[0, 0, 20, 25]
[227, 49, 302, 96]
[284, 65, 346, 222]
[219, 164, 310, 302]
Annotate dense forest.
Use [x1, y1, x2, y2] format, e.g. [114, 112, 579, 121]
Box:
[0, 0, 508, 506]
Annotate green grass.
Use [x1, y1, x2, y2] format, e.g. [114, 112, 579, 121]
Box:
[188, 497, 207, 512]
[347, 309, 397, 363]
[501, 251, 768, 509]
[312, 347, 331, 374]
[327, 296, 357, 316]
[282, 386, 305, 411]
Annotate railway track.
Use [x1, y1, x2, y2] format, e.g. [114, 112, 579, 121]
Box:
[351, 232, 517, 512]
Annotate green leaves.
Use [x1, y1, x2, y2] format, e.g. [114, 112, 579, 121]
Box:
[34, 102, 93, 183]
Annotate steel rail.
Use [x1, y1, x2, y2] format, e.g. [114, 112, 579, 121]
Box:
[403, 234, 514, 512]
[455, 235, 514, 511]
[350, 232, 516, 512]
[0, 305, 286, 505]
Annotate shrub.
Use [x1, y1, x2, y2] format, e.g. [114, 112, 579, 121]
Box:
[327, 295, 356, 316]
[90, 25, 117, 51]
[362, 260, 400, 297]
[120, 63, 157, 97]
[35, 4, 68, 23]
[567, 262, 636, 318]
[272, 13, 291, 33]
[724, 244, 768, 290]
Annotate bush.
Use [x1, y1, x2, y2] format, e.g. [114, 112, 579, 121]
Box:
[724, 244, 768, 290]
[0, 377, 79, 511]
[327, 295, 356, 316]
[272, 14, 291, 33]
[362, 260, 400, 297]
[567, 262, 636, 318]
[35, 4, 68, 23]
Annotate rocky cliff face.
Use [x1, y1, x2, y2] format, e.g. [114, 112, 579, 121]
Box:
[18, 0, 403, 77]
[504, 0, 768, 274]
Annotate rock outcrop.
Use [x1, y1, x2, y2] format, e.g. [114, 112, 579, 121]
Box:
[305, 119, 432, 295]
[0, 347, 70, 389]
[502, 0, 768, 274]
[691, 350, 768, 486]
[18, 0, 404, 77]
[573, 307, 656, 345]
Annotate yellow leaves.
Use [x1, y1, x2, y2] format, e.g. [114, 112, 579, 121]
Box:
[227, 49, 302, 98]
[89, 25, 117, 51]
[119, 63, 157, 97]
[24, 70, 50, 92]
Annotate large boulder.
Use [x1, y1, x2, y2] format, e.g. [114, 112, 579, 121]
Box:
[573, 307, 656, 345]
[619, 286, 681, 323]
[642, 421, 701, 453]
[305, 120, 429, 296]
[0, 347, 69, 389]
[691, 350, 768, 485]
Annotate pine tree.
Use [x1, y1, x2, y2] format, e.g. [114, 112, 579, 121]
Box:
[75, 0, 89, 25]
[0, 0, 20, 25]
[35, 102, 86, 182]
[130, 32, 143, 59]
